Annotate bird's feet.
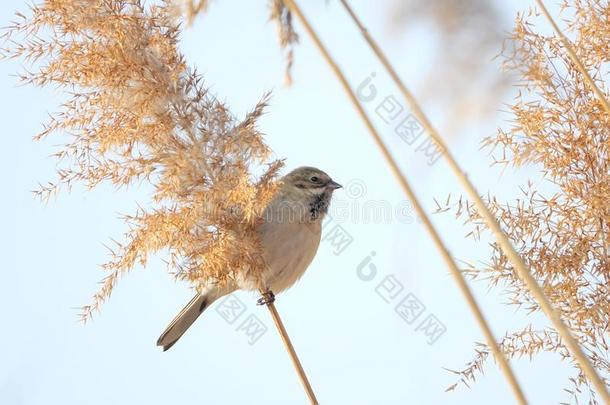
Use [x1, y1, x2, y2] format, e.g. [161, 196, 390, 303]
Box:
[257, 290, 276, 306]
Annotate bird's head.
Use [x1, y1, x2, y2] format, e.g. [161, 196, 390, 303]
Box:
[282, 166, 342, 195]
[279, 166, 342, 221]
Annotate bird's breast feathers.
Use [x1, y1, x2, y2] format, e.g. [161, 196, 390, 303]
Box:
[257, 219, 322, 292]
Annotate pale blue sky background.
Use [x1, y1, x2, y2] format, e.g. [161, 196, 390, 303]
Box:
[0, 1, 579, 404]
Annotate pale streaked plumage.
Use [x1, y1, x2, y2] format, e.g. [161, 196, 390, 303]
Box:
[157, 166, 341, 350]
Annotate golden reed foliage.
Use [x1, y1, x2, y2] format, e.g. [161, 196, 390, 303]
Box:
[175, 0, 298, 85]
[443, 2, 610, 402]
[268, 0, 299, 85]
[1, 0, 284, 321]
[170, 0, 209, 24]
[388, 0, 510, 130]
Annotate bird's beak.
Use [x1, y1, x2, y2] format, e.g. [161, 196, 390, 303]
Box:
[327, 180, 342, 190]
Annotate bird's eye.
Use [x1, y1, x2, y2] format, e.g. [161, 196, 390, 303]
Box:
[310, 176, 319, 182]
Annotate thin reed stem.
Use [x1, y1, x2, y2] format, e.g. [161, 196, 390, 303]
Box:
[534, 0, 610, 117]
[259, 290, 319, 405]
[282, 1, 528, 403]
[336, 0, 610, 402]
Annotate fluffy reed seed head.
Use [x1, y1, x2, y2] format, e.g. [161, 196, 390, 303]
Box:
[2, 0, 284, 321]
[442, 2, 610, 402]
[171, 0, 298, 85]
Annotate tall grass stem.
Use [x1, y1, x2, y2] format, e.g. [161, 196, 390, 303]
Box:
[335, 0, 610, 401]
[283, 1, 529, 403]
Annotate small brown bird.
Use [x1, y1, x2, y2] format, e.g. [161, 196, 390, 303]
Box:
[157, 166, 342, 350]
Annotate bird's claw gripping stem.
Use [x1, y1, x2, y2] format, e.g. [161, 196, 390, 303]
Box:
[257, 290, 276, 306]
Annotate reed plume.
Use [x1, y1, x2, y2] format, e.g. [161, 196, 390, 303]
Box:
[2, 0, 283, 321]
[444, 3, 610, 403]
[389, 0, 510, 130]
[173, 0, 298, 85]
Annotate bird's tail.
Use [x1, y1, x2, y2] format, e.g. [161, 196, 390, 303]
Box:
[157, 288, 225, 351]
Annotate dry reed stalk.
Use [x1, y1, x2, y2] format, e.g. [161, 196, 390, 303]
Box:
[334, 1, 610, 402]
[445, 2, 610, 402]
[280, 1, 528, 403]
[259, 290, 319, 405]
[1, 3, 320, 403]
[533, 0, 610, 117]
